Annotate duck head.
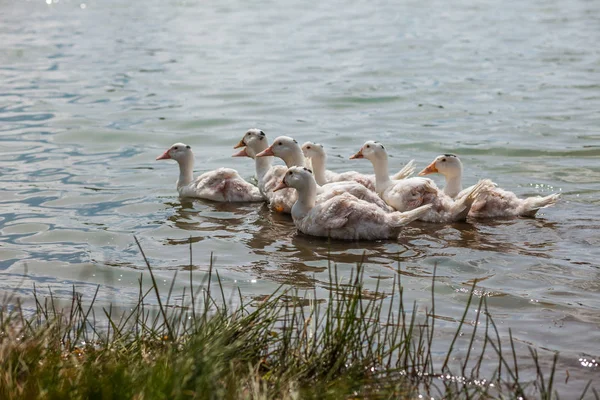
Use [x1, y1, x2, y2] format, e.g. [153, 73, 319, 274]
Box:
[273, 166, 313, 192]
[156, 143, 193, 163]
[256, 135, 304, 167]
[419, 154, 462, 178]
[301, 141, 325, 159]
[350, 140, 387, 161]
[232, 128, 268, 158]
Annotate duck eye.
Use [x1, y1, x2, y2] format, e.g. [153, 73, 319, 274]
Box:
[307, 146, 311, 149]
[441, 158, 446, 162]
[173, 146, 179, 150]
[260, 131, 265, 136]
[288, 171, 293, 175]
[186, 145, 191, 149]
[278, 142, 283, 145]
[366, 145, 370, 148]
[247, 132, 251, 136]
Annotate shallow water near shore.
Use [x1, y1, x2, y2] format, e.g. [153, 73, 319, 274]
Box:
[1, 0, 599, 393]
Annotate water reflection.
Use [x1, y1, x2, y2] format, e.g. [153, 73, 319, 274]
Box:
[290, 233, 411, 265]
[165, 198, 262, 232]
[403, 218, 560, 259]
[160, 197, 567, 289]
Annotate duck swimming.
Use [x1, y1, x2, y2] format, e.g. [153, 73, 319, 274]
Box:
[350, 141, 492, 223]
[157, 142, 264, 202]
[418, 154, 560, 218]
[274, 166, 432, 240]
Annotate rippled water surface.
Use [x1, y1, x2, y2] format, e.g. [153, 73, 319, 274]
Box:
[1, 0, 599, 393]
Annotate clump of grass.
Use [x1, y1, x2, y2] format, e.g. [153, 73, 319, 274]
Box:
[0, 239, 596, 399]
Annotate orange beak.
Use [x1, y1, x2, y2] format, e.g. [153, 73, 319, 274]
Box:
[156, 150, 171, 160]
[273, 179, 288, 192]
[233, 139, 246, 149]
[232, 148, 249, 157]
[418, 161, 438, 176]
[349, 149, 364, 159]
[256, 145, 275, 157]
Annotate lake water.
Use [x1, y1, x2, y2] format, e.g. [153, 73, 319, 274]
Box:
[1, 0, 599, 394]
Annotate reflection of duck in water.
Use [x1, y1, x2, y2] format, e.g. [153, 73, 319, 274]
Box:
[165, 199, 204, 235]
[402, 217, 560, 259]
[156, 142, 264, 202]
[163, 198, 263, 245]
[290, 233, 417, 266]
[246, 204, 296, 250]
[419, 154, 560, 218]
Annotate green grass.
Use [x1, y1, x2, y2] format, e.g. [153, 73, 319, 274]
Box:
[0, 239, 596, 399]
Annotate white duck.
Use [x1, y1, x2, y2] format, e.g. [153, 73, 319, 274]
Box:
[255, 135, 308, 168]
[232, 130, 297, 213]
[157, 143, 264, 202]
[274, 166, 432, 240]
[350, 141, 491, 223]
[418, 154, 560, 218]
[301, 141, 416, 191]
[255, 135, 394, 213]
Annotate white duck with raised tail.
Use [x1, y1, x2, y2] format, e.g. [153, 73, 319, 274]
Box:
[274, 166, 432, 240]
[350, 141, 492, 223]
[157, 143, 264, 202]
[418, 154, 560, 218]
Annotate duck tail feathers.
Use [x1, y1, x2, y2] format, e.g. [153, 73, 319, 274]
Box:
[519, 193, 560, 217]
[391, 160, 416, 180]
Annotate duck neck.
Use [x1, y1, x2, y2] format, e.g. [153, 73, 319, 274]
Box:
[292, 179, 317, 221]
[443, 166, 463, 198]
[283, 148, 306, 168]
[310, 155, 328, 185]
[370, 154, 391, 193]
[254, 155, 273, 183]
[176, 156, 195, 189]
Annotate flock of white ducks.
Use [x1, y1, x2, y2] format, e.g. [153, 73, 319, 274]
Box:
[156, 129, 560, 240]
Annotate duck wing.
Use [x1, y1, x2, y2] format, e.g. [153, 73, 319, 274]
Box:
[309, 193, 356, 230]
[383, 177, 437, 211]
